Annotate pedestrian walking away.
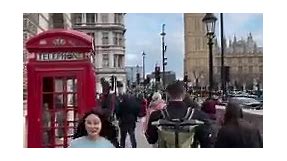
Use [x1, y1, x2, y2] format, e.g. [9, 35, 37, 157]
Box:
[116, 93, 140, 148]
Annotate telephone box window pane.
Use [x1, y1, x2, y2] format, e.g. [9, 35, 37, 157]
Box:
[55, 78, 64, 92]
[55, 110, 65, 138]
[66, 78, 76, 92]
[55, 94, 64, 109]
[67, 110, 79, 125]
[42, 129, 53, 147]
[43, 77, 53, 92]
[42, 103, 51, 128]
[55, 134, 64, 146]
[42, 103, 53, 147]
[74, 94, 77, 106]
[43, 94, 53, 109]
[67, 94, 76, 107]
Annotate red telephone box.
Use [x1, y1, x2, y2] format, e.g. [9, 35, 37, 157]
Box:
[26, 29, 97, 148]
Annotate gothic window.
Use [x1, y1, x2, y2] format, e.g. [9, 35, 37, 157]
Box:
[249, 66, 253, 73]
[238, 66, 243, 73]
[259, 66, 263, 73]
[259, 58, 263, 63]
[238, 59, 242, 64]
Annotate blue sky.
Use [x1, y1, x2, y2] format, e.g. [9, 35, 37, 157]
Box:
[125, 13, 263, 79]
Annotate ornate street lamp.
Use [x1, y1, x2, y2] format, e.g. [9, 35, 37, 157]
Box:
[202, 13, 217, 98]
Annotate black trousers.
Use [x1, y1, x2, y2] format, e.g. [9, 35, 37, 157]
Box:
[119, 123, 137, 148]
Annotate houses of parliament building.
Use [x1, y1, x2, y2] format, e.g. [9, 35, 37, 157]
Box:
[184, 13, 263, 91]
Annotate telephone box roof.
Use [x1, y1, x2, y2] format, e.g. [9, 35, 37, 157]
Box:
[26, 29, 93, 53]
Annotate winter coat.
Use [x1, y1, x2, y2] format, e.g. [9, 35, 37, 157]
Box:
[143, 99, 166, 131]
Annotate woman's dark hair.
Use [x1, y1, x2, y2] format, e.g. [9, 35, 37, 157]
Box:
[224, 102, 243, 125]
[73, 109, 118, 143]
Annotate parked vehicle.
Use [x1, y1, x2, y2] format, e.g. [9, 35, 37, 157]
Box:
[228, 97, 263, 110]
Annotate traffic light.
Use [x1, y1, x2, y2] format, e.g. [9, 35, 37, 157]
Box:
[136, 73, 140, 85]
[155, 66, 160, 82]
[163, 57, 167, 66]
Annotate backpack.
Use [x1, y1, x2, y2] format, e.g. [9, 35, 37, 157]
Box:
[153, 107, 204, 148]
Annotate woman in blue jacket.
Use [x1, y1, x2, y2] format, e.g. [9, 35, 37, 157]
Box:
[69, 110, 116, 148]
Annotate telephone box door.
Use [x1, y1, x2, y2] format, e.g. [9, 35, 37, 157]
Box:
[39, 72, 82, 148]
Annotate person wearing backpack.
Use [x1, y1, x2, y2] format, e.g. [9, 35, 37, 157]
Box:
[145, 81, 211, 148]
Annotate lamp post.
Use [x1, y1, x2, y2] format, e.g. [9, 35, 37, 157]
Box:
[202, 13, 217, 98]
[136, 64, 140, 86]
[220, 13, 226, 99]
[160, 24, 167, 89]
[142, 51, 146, 95]
[142, 51, 146, 81]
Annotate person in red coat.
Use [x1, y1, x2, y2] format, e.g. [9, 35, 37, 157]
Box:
[201, 95, 220, 120]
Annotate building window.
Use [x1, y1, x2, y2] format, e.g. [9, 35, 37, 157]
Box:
[86, 13, 95, 24]
[114, 55, 117, 68]
[118, 55, 123, 68]
[114, 13, 120, 23]
[87, 32, 95, 39]
[102, 32, 109, 45]
[238, 66, 242, 73]
[74, 13, 82, 24]
[102, 54, 109, 68]
[249, 66, 253, 73]
[259, 58, 263, 63]
[101, 13, 108, 23]
[259, 66, 263, 73]
[248, 58, 252, 64]
[218, 67, 221, 74]
[238, 59, 242, 64]
[113, 32, 118, 45]
[119, 35, 123, 46]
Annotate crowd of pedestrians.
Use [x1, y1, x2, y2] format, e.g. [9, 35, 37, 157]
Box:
[69, 81, 263, 148]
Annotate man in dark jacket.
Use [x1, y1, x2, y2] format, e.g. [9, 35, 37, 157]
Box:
[116, 93, 140, 148]
[100, 85, 117, 121]
[215, 102, 263, 148]
[145, 81, 213, 147]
